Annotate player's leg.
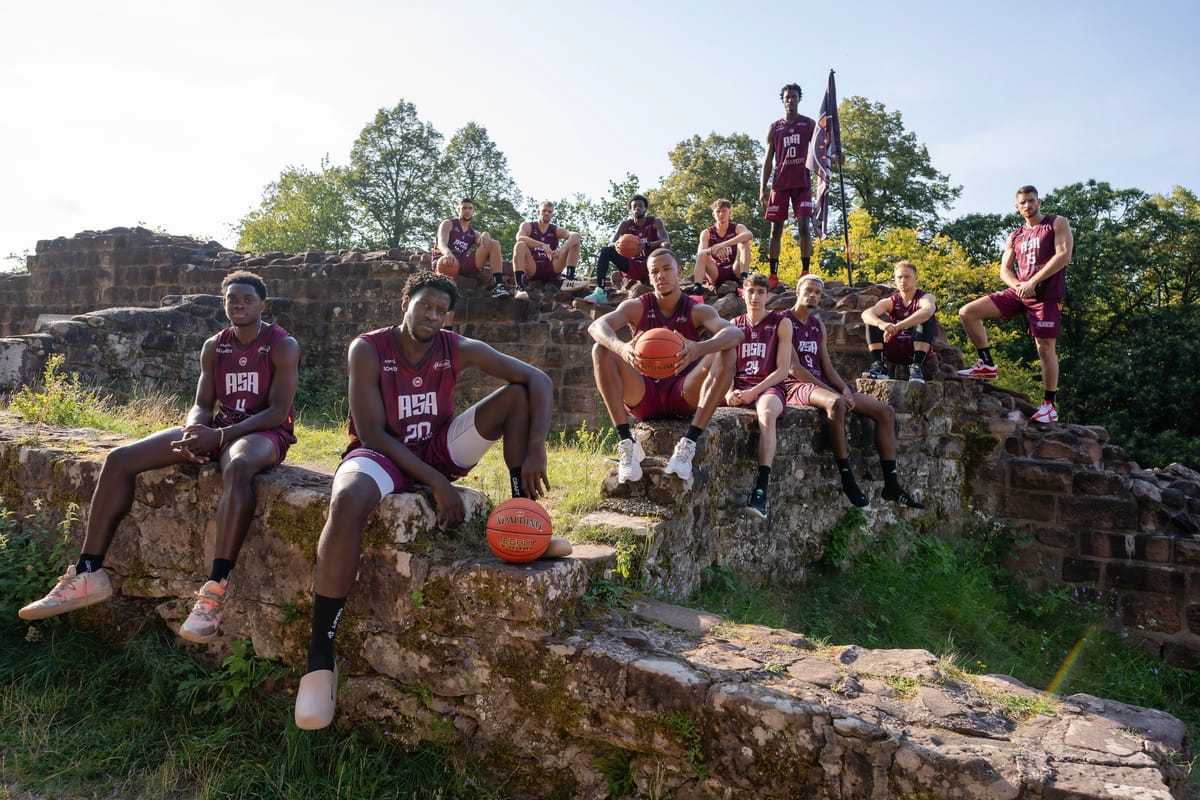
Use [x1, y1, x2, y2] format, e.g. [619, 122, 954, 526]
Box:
[850, 392, 924, 508]
[513, 240, 536, 278]
[744, 391, 784, 518]
[864, 325, 888, 379]
[798, 385, 868, 507]
[957, 295, 1004, 378]
[665, 350, 736, 485]
[796, 215, 813, 271]
[19, 427, 191, 620]
[693, 251, 716, 286]
[1033, 335, 1060, 423]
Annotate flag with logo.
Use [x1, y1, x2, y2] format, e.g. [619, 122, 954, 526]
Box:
[806, 70, 842, 238]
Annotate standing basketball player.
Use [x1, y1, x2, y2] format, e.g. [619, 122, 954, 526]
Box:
[584, 194, 671, 304]
[19, 272, 301, 644]
[433, 197, 508, 298]
[761, 83, 817, 289]
[957, 185, 1073, 424]
[294, 272, 567, 730]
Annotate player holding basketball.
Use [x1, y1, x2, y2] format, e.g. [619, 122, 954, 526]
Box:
[294, 272, 567, 730]
[761, 83, 817, 289]
[692, 199, 755, 290]
[783, 274, 924, 509]
[433, 197, 508, 298]
[957, 185, 1073, 424]
[726, 273, 793, 518]
[513, 200, 585, 299]
[19, 272, 300, 643]
[861, 260, 938, 383]
[584, 194, 671, 304]
[589, 249, 741, 488]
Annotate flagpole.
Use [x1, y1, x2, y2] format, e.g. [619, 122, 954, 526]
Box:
[837, 162, 852, 284]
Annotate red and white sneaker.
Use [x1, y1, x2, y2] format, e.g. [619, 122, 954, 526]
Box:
[956, 359, 998, 380]
[1031, 402, 1059, 424]
[768, 274, 780, 291]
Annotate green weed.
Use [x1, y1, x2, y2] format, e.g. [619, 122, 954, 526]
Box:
[0, 500, 76, 621]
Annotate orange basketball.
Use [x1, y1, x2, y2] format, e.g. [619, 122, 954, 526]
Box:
[616, 233, 641, 258]
[486, 498, 552, 563]
[634, 327, 686, 380]
[435, 254, 460, 277]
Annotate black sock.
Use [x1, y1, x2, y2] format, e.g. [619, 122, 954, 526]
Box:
[685, 425, 703, 443]
[307, 593, 346, 673]
[493, 273, 505, 287]
[516, 272, 527, 289]
[871, 349, 885, 365]
[769, 258, 779, 275]
[755, 466, 771, 493]
[801, 257, 811, 273]
[616, 424, 633, 441]
[1044, 390, 1057, 405]
[913, 350, 927, 367]
[836, 458, 868, 507]
[880, 459, 900, 492]
[978, 347, 994, 367]
[75, 553, 105, 574]
[209, 558, 235, 584]
[509, 466, 523, 499]
[565, 265, 576, 280]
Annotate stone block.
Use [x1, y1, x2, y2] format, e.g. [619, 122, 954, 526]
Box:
[1188, 605, 1200, 635]
[1033, 526, 1076, 550]
[1176, 540, 1200, 567]
[1057, 496, 1137, 531]
[1072, 470, 1125, 496]
[1106, 562, 1186, 595]
[1119, 592, 1182, 634]
[1062, 557, 1102, 583]
[1010, 459, 1074, 494]
[1001, 491, 1057, 522]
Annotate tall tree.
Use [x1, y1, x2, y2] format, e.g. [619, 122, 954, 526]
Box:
[649, 133, 766, 259]
[838, 96, 961, 232]
[438, 122, 525, 254]
[236, 159, 360, 253]
[347, 100, 443, 250]
[939, 212, 1017, 267]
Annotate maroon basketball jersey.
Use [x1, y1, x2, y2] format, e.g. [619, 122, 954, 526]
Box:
[345, 327, 461, 459]
[447, 219, 477, 257]
[786, 310, 826, 383]
[619, 216, 661, 279]
[634, 293, 701, 340]
[732, 311, 783, 391]
[529, 221, 559, 263]
[771, 116, 817, 190]
[1009, 215, 1064, 300]
[213, 323, 296, 439]
[706, 223, 740, 270]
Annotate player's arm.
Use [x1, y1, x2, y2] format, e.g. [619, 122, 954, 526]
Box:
[458, 337, 553, 499]
[861, 297, 892, 330]
[734, 225, 754, 274]
[173, 336, 221, 461]
[788, 349, 822, 387]
[557, 227, 581, 250]
[588, 299, 643, 367]
[610, 220, 632, 244]
[226, 336, 301, 443]
[434, 219, 454, 255]
[744, 316, 793, 398]
[1030, 216, 1074, 286]
[998, 233, 1020, 291]
[649, 217, 670, 251]
[760, 124, 776, 205]
[695, 227, 712, 255]
[816, 319, 854, 404]
[897, 294, 938, 329]
[683, 304, 744, 366]
[513, 221, 544, 251]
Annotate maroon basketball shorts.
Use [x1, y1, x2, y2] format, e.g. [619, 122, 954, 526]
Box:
[765, 186, 814, 222]
[988, 288, 1062, 339]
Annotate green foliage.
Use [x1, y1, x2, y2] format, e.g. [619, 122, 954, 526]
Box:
[649, 132, 766, 259]
[816, 506, 869, 569]
[177, 639, 288, 714]
[439, 122, 525, 255]
[582, 575, 630, 611]
[236, 157, 362, 252]
[657, 712, 706, 778]
[940, 211, 1017, 266]
[10, 354, 113, 431]
[0, 501, 76, 622]
[593, 747, 637, 797]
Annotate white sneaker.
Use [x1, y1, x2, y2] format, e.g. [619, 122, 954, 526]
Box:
[514, 288, 530, 301]
[1031, 402, 1059, 424]
[616, 438, 645, 483]
[18, 565, 112, 620]
[664, 437, 697, 485]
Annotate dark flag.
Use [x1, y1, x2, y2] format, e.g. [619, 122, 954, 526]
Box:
[806, 70, 842, 239]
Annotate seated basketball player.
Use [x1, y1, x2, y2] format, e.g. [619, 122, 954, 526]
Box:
[512, 200, 585, 299]
[691, 199, 754, 290]
[433, 197, 508, 298]
[588, 249, 741, 488]
[860, 260, 938, 383]
[725, 273, 793, 518]
[783, 274, 924, 509]
[294, 272, 568, 731]
[584, 194, 671, 304]
[20, 272, 300, 644]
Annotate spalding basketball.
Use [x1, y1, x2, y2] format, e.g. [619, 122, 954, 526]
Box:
[486, 498, 552, 563]
[435, 254, 460, 277]
[634, 327, 686, 380]
[616, 233, 641, 258]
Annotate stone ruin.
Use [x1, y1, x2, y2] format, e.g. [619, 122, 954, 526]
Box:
[2, 229, 1199, 798]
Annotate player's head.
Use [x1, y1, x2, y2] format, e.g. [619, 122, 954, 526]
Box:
[401, 272, 459, 342]
[629, 194, 649, 218]
[743, 272, 770, 308]
[538, 200, 554, 223]
[221, 271, 267, 326]
[459, 197, 475, 220]
[646, 248, 679, 296]
[711, 198, 732, 222]
[780, 83, 802, 109]
[796, 273, 824, 308]
[1015, 185, 1041, 219]
[893, 260, 918, 290]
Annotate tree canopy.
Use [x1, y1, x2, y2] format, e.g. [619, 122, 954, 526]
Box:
[236, 159, 360, 253]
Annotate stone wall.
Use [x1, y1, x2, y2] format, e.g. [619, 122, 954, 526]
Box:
[0, 415, 1190, 799]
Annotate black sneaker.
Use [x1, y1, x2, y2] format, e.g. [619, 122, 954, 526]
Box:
[491, 283, 511, 299]
[908, 364, 925, 384]
[744, 488, 768, 519]
[863, 361, 888, 379]
[882, 485, 925, 509]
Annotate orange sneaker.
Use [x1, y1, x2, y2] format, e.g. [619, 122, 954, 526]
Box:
[18, 565, 112, 620]
[179, 579, 229, 643]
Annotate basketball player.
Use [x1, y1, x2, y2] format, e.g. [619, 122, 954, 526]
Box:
[760, 83, 817, 289]
[957, 185, 1073, 424]
[19, 272, 301, 644]
[861, 260, 938, 383]
[692, 199, 755, 290]
[433, 197, 508, 298]
[513, 200, 585, 299]
[783, 274, 924, 509]
[295, 272, 567, 730]
[726, 273, 793, 518]
[584, 194, 671, 304]
[589, 249, 741, 488]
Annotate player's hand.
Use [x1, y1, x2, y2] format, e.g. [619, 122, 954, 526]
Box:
[713, 245, 732, 263]
[172, 424, 217, 463]
[725, 388, 744, 407]
[674, 339, 701, 373]
[430, 476, 465, 530]
[620, 341, 643, 371]
[841, 386, 856, 411]
[1016, 280, 1037, 299]
[760, 188, 769, 207]
[520, 446, 550, 501]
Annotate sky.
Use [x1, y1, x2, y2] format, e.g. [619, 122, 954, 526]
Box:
[2, 0, 1198, 265]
